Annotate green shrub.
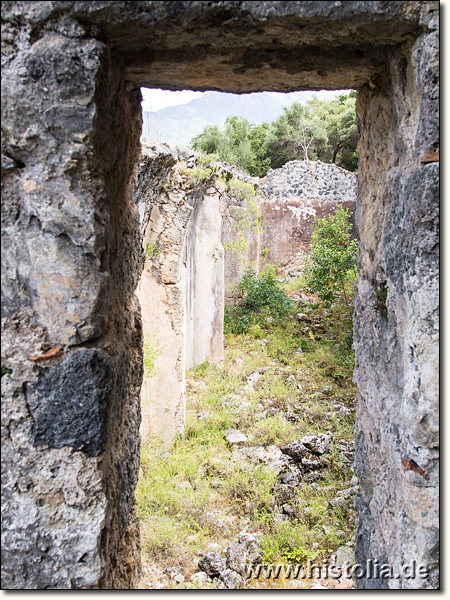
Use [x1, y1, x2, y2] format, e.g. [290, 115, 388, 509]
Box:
[224, 265, 294, 334]
[143, 241, 160, 261]
[303, 206, 357, 309]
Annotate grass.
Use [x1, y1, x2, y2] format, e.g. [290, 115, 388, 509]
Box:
[136, 290, 357, 589]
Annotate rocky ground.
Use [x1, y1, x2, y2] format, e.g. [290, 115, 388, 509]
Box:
[137, 283, 358, 589]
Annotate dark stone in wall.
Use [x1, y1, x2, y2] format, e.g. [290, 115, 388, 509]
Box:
[26, 349, 112, 457]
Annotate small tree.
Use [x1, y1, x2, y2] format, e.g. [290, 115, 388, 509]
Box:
[303, 206, 358, 311]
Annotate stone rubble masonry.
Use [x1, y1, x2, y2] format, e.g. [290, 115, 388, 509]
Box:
[258, 160, 357, 265]
[1, 0, 438, 590]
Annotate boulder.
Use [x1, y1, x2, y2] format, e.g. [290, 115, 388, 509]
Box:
[226, 542, 246, 576]
[192, 571, 210, 586]
[221, 568, 244, 589]
[280, 440, 309, 460]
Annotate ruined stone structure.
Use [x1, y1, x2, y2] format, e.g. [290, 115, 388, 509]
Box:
[135, 143, 226, 441]
[135, 149, 357, 443]
[1, 1, 438, 590]
[259, 160, 357, 264]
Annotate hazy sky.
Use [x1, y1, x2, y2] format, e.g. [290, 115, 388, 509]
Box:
[141, 88, 349, 113]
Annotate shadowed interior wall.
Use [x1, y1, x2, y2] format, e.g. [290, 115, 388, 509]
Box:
[1, 1, 438, 589]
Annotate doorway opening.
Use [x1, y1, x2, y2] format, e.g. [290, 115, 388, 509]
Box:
[135, 86, 361, 589]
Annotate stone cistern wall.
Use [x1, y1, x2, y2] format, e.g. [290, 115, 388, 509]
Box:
[1, 0, 438, 590]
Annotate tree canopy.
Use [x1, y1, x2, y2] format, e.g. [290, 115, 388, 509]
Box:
[191, 91, 358, 176]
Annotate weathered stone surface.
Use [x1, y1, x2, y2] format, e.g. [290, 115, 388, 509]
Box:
[221, 568, 244, 590]
[259, 161, 357, 264]
[47, 1, 426, 92]
[280, 440, 309, 461]
[26, 349, 112, 456]
[353, 3, 439, 589]
[300, 432, 333, 455]
[238, 531, 262, 554]
[2, 1, 143, 588]
[1, 316, 107, 589]
[1, 0, 439, 590]
[226, 542, 246, 576]
[198, 551, 226, 579]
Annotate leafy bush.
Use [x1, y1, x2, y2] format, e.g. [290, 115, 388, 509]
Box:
[303, 206, 357, 309]
[224, 265, 294, 334]
[143, 241, 160, 261]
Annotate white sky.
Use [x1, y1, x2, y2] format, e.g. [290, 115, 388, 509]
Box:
[141, 89, 205, 112]
[141, 88, 349, 113]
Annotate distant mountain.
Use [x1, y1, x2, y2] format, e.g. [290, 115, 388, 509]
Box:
[141, 91, 315, 147]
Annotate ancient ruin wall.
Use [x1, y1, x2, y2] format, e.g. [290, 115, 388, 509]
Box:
[1, 0, 439, 590]
[259, 160, 357, 264]
[353, 5, 439, 587]
[1, 6, 143, 588]
[135, 145, 232, 442]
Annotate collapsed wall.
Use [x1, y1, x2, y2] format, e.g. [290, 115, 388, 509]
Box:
[259, 160, 357, 265]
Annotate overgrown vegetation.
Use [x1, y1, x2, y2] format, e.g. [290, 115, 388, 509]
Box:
[137, 208, 359, 589]
[191, 92, 358, 177]
[143, 241, 160, 261]
[303, 206, 358, 311]
[137, 295, 357, 588]
[224, 265, 294, 334]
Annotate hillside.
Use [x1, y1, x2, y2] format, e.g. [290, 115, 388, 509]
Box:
[142, 91, 314, 147]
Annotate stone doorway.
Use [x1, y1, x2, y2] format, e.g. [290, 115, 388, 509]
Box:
[1, 1, 438, 589]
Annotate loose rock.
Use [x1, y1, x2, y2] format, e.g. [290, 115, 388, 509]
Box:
[224, 428, 247, 446]
[198, 551, 226, 579]
[301, 432, 333, 455]
[280, 440, 309, 460]
[226, 542, 246, 576]
[221, 568, 243, 589]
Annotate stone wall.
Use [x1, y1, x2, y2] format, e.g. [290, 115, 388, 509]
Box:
[259, 160, 357, 266]
[2, 4, 143, 588]
[1, 0, 438, 590]
[135, 145, 234, 442]
[353, 3, 439, 588]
